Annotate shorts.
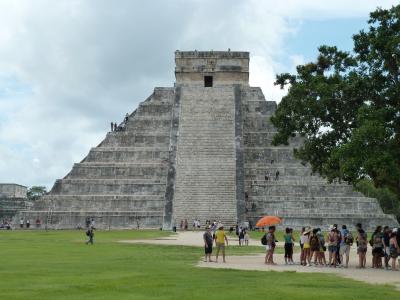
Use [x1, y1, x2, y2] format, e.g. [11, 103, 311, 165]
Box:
[216, 242, 225, 251]
[266, 245, 275, 251]
[311, 245, 320, 252]
[372, 247, 384, 257]
[303, 243, 310, 249]
[284, 243, 293, 258]
[328, 245, 337, 253]
[205, 244, 213, 254]
[357, 245, 367, 254]
[239, 238, 244, 244]
[390, 247, 399, 259]
[339, 244, 350, 256]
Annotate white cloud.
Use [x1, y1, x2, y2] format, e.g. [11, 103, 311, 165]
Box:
[0, 0, 398, 188]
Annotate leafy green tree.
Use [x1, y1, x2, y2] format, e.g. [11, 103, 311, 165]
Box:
[355, 179, 399, 217]
[271, 5, 400, 201]
[27, 186, 47, 201]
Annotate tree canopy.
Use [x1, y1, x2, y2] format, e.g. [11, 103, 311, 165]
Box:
[27, 186, 47, 201]
[271, 5, 400, 201]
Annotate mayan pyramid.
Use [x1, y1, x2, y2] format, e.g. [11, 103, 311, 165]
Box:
[18, 51, 398, 230]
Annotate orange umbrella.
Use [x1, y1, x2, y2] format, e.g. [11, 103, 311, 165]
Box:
[256, 216, 281, 227]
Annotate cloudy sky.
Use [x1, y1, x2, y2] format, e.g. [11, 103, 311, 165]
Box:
[0, 0, 398, 189]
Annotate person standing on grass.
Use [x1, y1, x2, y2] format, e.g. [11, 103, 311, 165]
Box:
[327, 225, 338, 267]
[389, 229, 399, 271]
[356, 227, 368, 268]
[383, 226, 391, 269]
[334, 224, 341, 266]
[203, 226, 213, 262]
[299, 227, 306, 265]
[283, 227, 295, 265]
[20, 218, 24, 229]
[244, 230, 250, 246]
[339, 225, 352, 268]
[371, 226, 384, 268]
[85, 226, 94, 245]
[310, 229, 320, 266]
[317, 229, 327, 266]
[265, 226, 276, 265]
[302, 228, 311, 266]
[239, 229, 245, 246]
[215, 226, 228, 263]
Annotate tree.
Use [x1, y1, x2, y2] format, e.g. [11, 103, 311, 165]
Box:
[271, 5, 400, 201]
[27, 186, 47, 201]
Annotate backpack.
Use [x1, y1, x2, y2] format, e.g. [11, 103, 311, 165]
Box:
[261, 234, 267, 245]
[369, 233, 374, 247]
[345, 232, 354, 245]
[310, 236, 319, 248]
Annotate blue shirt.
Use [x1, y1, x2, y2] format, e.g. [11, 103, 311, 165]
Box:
[340, 229, 349, 246]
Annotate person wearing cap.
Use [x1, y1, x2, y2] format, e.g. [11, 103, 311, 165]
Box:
[203, 226, 214, 262]
[214, 226, 228, 263]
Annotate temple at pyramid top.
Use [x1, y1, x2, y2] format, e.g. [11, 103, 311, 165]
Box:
[175, 50, 249, 86]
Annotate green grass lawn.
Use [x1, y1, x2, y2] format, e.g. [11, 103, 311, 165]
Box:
[0, 230, 398, 299]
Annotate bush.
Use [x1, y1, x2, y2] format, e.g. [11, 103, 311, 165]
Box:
[355, 179, 400, 221]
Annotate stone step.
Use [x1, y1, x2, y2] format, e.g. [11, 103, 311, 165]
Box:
[245, 167, 316, 177]
[251, 205, 381, 214]
[34, 198, 165, 211]
[67, 164, 167, 179]
[50, 180, 167, 195]
[250, 188, 360, 197]
[101, 132, 170, 147]
[80, 162, 167, 166]
[245, 179, 327, 185]
[250, 195, 377, 202]
[125, 119, 171, 131]
[85, 148, 169, 162]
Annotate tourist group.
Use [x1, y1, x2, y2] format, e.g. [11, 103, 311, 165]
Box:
[203, 222, 400, 271]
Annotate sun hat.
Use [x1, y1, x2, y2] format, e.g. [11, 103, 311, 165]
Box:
[329, 225, 335, 231]
[392, 228, 398, 233]
[303, 226, 311, 235]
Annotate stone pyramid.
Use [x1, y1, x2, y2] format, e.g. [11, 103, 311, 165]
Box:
[18, 51, 398, 230]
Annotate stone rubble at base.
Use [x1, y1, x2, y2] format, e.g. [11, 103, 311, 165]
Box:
[16, 51, 398, 230]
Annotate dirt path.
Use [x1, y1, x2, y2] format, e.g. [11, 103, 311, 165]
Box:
[120, 231, 400, 289]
